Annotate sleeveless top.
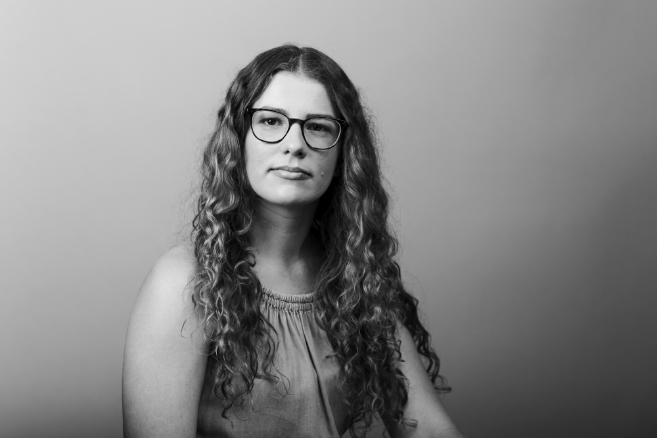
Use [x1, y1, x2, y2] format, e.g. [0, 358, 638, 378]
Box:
[196, 287, 351, 437]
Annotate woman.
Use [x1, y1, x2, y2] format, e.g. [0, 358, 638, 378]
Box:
[123, 45, 464, 438]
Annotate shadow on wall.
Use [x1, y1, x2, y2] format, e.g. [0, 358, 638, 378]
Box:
[426, 135, 657, 437]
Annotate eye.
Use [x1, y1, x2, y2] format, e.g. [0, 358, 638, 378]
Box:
[305, 119, 338, 137]
[253, 110, 287, 129]
[306, 122, 328, 132]
[262, 117, 282, 126]
[257, 116, 285, 126]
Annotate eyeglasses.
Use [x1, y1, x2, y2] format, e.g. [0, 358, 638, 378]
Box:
[246, 108, 348, 151]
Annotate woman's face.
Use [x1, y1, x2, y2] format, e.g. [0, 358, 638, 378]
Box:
[244, 71, 341, 210]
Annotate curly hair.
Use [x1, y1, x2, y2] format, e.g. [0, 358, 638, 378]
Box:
[191, 44, 450, 437]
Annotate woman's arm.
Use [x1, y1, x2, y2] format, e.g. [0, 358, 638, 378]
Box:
[383, 325, 466, 438]
[122, 246, 208, 438]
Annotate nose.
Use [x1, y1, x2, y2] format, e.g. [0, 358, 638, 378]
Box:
[282, 120, 307, 157]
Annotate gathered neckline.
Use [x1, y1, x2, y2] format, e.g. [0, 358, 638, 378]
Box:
[261, 286, 315, 313]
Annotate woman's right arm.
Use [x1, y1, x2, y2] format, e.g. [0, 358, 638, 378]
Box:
[122, 246, 209, 438]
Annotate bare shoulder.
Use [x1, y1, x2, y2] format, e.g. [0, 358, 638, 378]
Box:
[123, 245, 207, 438]
[127, 244, 201, 346]
[144, 245, 196, 295]
[136, 246, 196, 306]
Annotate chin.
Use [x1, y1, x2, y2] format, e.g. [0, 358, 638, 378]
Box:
[255, 188, 323, 209]
[267, 196, 319, 208]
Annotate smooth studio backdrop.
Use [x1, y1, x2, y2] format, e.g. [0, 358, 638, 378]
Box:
[1, 1, 656, 437]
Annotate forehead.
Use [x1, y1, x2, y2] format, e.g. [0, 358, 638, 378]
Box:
[253, 71, 335, 117]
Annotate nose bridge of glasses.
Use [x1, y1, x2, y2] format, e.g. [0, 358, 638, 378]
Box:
[286, 117, 307, 140]
[287, 117, 305, 129]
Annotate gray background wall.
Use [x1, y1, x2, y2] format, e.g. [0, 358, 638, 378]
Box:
[2, 1, 656, 437]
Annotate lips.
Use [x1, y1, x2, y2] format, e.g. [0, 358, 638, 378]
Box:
[270, 166, 312, 176]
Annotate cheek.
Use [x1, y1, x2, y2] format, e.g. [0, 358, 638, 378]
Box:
[244, 136, 267, 183]
[314, 150, 341, 192]
[325, 148, 341, 177]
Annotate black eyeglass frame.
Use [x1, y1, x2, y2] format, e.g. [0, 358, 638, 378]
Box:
[246, 108, 349, 151]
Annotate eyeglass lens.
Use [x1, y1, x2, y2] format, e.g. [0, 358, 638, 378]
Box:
[251, 109, 341, 149]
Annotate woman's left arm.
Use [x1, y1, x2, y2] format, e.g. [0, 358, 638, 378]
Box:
[383, 325, 466, 438]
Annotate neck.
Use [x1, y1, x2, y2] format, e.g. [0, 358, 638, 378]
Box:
[250, 199, 319, 267]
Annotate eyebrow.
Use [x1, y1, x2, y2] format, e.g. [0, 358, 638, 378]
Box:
[258, 105, 337, 119]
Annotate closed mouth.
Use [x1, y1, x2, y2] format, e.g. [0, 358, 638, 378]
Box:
[270, 166, 312, 176]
